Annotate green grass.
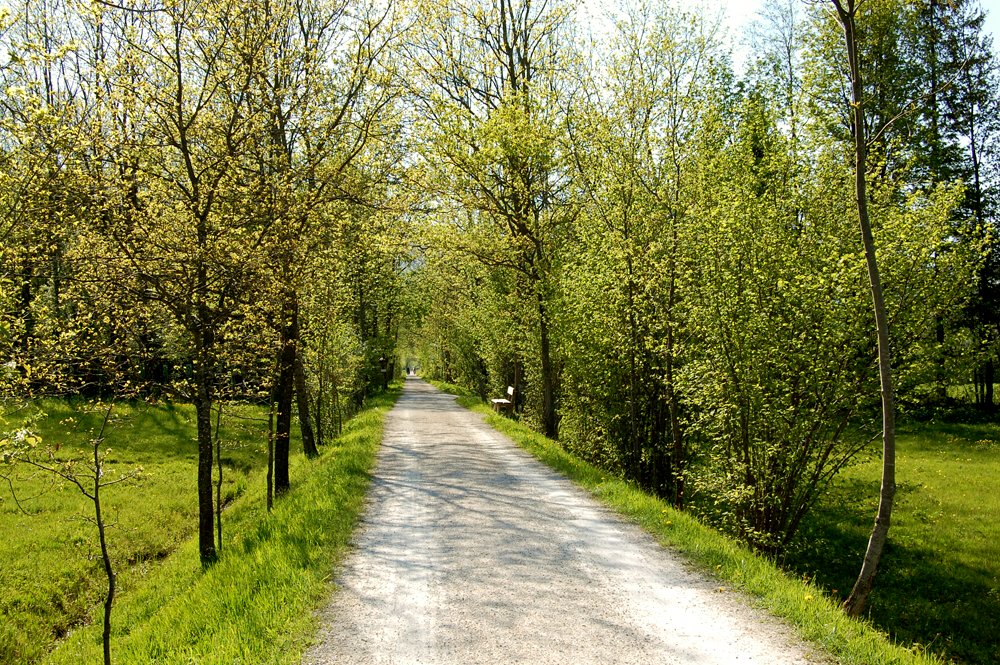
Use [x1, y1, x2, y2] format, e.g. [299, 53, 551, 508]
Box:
[431, 383, 943, 665]
[1, 389, 398, 664]
[0, 399, 267, 664]
[785, 421, 1000, 665]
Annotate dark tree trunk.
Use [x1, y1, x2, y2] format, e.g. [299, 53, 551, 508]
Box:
[92, 414, 115, 665]
[295, 347, 318, 458]
[273, 295, 298, 496]
[538, 293, 558, 439]
[214, 403, 223, 553]
[935, 317, 947, 401]
[986, 359, 995, 413]
[194, 362, 217, 564]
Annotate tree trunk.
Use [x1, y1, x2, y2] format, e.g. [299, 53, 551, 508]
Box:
[667, 225, 685, 509]
[834, 0, 897, 618]
[986, 359, 995, 413]
[266, 387, 276, 512]
[935, 317, 947, 401]
[92, 424, 115, 665]
[273, 295, 298, 496]
[295, 347, 318, 458]
[538, 292, 558, 439]
[214, 403, 223, 553]
[194, 367, 217, 564]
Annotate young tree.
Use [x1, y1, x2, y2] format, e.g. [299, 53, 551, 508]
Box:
[562, 2, 725, 503]
[3, 404, 142, 665]
[831, 0, 897, 617]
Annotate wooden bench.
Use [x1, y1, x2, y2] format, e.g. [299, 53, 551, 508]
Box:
[491, 385, 515, 414]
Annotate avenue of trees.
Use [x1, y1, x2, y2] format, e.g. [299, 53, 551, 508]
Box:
[1, 0, 998, 636]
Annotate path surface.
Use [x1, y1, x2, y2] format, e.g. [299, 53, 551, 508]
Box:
[304, 378, 823, 664]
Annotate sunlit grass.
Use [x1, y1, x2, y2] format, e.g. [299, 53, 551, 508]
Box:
[434, 382, 943, 665]
[1, 389, 398, 665]
[786, 421, 1000, 665]
[0, 399, 268, 664]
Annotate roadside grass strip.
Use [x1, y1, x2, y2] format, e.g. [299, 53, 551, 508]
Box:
[43, 388, 399, 664]
[433, 384, 942, 665]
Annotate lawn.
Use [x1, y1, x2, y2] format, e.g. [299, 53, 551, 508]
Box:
[784, 420, 1000, 665]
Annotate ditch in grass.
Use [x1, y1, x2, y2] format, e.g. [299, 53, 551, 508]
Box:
[430, 381, 943, 665]
[1, 388, 398, 665]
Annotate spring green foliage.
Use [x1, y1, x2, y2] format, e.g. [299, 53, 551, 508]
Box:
[44, 388, 395, 664]
[411, 0, 991, 561]
[434, 386, 943, 665]
[787, 422, 1000, 665]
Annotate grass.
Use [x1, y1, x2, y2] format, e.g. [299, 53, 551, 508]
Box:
[785, 421, 1000, 665]
[429, 381, 944, 665]
[0, 399, 266, 664]
[1, 388, 398, 664]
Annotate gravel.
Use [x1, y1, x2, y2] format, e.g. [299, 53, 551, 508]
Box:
[304, 377, 825, 664]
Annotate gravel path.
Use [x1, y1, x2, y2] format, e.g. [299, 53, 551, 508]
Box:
[304, 377, 824, 664]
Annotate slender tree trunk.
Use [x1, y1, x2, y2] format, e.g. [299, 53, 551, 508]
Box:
[538, 291, 558, 439]
[295, 347, 318, 458]
[986, 359, 995, 413]
[273, 296, 297, 495]
[667, 225, 685, 509]
[93, 415, 115, 665]
[266, 392, 275, 512]
[194, 383, 216, 563]
[214, 402, 223, 553]
[193, 322, 217, 564]
[834, 0, 897, 618]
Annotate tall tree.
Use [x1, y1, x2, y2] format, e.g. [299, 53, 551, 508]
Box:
[562, 2, 725, 503]
[245, 0, 400, 494]
[406, 0, 576, 438]
[81, 0, 275, 564]
[832, 0, 897, 617]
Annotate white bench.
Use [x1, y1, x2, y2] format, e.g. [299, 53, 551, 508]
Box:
[491, 385, 515, 414]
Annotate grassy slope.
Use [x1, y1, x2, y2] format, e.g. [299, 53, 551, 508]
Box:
[787, 421, 1000, 665]
[1, 400, 266, 664]
[1, 389, 397, 664]
[431, 381, 942, 665]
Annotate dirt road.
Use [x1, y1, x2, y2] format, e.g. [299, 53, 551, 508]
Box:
[304, 377, 822, 664]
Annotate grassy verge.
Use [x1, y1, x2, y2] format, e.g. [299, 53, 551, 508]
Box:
[1, 399, 268, 664]
[1, 388, 397, 664]
[429, 382, 941, 665]
[786, 421, 1000, 665]
[43, 387, 398, 664]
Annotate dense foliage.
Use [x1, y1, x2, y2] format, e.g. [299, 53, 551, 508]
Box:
[407, 0, 997, 556]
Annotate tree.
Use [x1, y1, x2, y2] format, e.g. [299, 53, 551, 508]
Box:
[79, 0, 276, 564]
[561, 2, 726, 503]
[831, 0, 897, 617]
[3, 403, 142, 665]
[406, 0, 577, 438]
[244, 0, 401, 495]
